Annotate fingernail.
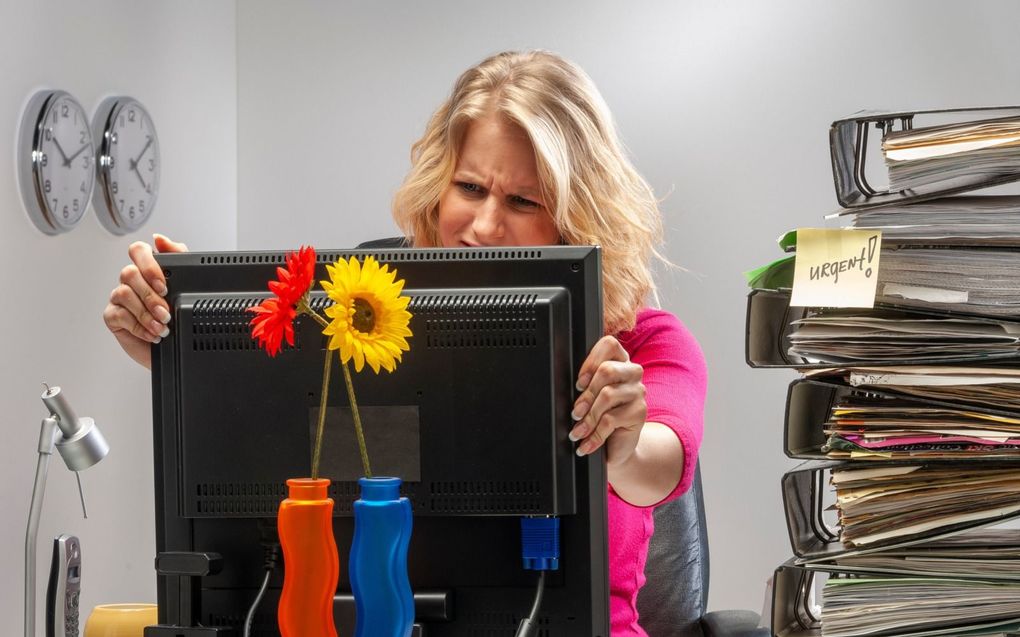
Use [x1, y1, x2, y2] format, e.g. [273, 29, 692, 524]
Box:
[159, 326, 170, 338]
[152, 336, 162, 345]
[576, 445, 588, 457]
[568, 426, 585, 442]
[154, 306, 171, 324]
[571, 401, 588, 421]
[576, 374, 591, 392]
[154, 281, 168, 296]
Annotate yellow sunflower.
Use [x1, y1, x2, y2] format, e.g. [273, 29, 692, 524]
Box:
[320, 256, 413, 373]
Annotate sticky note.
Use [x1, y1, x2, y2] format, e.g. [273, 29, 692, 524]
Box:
[790, 228, 881, 308]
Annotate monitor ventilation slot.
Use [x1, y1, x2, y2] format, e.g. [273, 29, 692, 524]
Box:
[464, 612, 551, 635]
[318, 248, 543, 263]
[413, 294, 540, 349]
[198, 254, 286, 265]
[191, 297, 303, 353]
[427, 480, 542, 514]
[193, 481, 286, 516]
[197, 249, 545, 265]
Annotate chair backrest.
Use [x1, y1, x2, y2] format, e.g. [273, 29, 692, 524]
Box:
[635, 462, 710, 637]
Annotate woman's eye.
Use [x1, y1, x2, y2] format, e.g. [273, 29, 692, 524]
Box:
[457, 182, 482, 195]
[510, 195, 539, 209]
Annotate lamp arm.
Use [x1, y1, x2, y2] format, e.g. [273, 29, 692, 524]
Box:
[25, 416, 58, 637]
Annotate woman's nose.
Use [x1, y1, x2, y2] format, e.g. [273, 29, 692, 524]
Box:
[471, 197, 505, 243]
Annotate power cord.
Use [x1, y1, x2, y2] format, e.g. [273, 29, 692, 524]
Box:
[514, 570, 547, 637]
[243, 525, 280, 637]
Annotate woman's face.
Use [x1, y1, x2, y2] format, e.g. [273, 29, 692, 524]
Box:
[437, 114, 561, 248]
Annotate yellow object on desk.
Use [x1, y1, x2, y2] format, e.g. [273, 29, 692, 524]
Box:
[84, 603, 158, 637]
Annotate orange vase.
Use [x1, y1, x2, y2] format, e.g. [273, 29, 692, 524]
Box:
[277, 478, 340, 637]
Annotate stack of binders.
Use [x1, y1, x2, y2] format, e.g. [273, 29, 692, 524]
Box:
[746, 106, 1020, 637]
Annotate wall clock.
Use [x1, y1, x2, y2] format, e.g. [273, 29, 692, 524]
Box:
[92, 96, 160, 235]
[17, 90, 96, 235]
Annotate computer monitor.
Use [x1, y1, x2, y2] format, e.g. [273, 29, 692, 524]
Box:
[150, 245, 609, 636]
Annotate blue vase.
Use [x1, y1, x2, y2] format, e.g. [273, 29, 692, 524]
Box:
[350, 476, 414, 637]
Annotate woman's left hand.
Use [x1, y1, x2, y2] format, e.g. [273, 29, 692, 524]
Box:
[569, 335, 647, 466]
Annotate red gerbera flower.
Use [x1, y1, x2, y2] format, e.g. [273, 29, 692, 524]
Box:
[247, 246, 317, 356]
[248, 298, 297, 357]
[270, 245, 317, 306]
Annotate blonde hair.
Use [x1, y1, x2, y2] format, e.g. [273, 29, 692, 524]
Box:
[392, 50, 664, 334]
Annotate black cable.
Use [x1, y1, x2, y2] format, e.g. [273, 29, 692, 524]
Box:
[243, 569, 272, 637]
[514, 570, 547, 637]
[243, 541, 280, 637]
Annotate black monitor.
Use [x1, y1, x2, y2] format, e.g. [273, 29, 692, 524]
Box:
[150, 245, 609, 636]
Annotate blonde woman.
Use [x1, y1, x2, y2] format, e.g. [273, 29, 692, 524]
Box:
[104, 50, 706, 636]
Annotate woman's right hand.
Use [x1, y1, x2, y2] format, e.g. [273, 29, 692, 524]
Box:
[103, 234, 189, 370]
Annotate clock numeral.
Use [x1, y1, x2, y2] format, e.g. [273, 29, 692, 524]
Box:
[63, 204, 69, 219]
[52, 198, 58, 211]
[80, 181, 88, 194]
[80, 129, 88, 144]
[44, 128, 52, 141]
[119, 199, 124, 211]
[44, 179, 52, 194]
[148, 158, 155, 172]
[73, 199, 80, 213]
[129, 205, 136, 219]
[61, 104, 69, 118]
[139, 200, 145, 214]
[111, 181, 119, 195]
[109, 156, 116, 169]
[82, 156, 91, 169]
[128, 109, 137, 123]
[146, 184, 153, 195]
[40, 153, 48, 167]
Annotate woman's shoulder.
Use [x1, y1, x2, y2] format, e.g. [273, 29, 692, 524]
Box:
[617, 307, 702, 357]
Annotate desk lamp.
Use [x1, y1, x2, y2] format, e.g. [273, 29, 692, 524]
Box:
[25, 385, 109, 637]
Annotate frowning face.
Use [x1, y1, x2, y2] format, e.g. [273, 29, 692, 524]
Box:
[437, 114, 561, 248]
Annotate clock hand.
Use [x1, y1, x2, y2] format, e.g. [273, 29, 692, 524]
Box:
[133, 163, 148, 191]
[51, 136, 71, 166]
[66, 143, 91, 165]
[133, 137, 153, 165]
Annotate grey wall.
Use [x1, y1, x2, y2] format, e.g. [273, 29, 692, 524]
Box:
[6, 0, 1020, 630]
[236, 0, 1020, 613]
[0, 0, 237, 630]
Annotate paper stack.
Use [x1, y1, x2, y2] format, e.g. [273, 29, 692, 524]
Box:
[747, 107, 1020, 637]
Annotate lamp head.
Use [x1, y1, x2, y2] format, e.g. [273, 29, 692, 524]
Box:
[41, 385, 109, 471]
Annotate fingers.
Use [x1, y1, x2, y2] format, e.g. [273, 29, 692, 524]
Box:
[128, 240, 169, 297]
[153, 233, 188, 254]
[576, 335, 629, 391]
[103, 299, 164, 344]
[570, 358, 646, 456]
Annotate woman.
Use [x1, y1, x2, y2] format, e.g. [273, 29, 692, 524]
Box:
[104, 50, 706, 636]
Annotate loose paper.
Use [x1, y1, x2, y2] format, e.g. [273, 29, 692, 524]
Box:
[790, 228, 881, 308]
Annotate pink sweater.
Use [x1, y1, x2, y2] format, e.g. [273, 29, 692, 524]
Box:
[609, 308, 707, 636]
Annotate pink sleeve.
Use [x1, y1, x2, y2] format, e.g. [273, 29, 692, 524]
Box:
[617, 308, 707, 505]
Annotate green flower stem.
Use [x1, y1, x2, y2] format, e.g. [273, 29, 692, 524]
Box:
[310, 348, 333, 480]
[341, 360, 372, 478]
[296, 294, 371, 478]
[298, 295, 333, 480]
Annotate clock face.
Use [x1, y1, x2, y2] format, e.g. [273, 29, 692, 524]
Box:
[93, 97, 160, 234]
[18, 91, 96, 234]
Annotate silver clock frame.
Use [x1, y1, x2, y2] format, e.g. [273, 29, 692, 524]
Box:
[17, 90, 96, 235]
[92, 95, 161, 235]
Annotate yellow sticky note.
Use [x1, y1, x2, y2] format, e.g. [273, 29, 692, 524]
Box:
[790, 228, 881, 308]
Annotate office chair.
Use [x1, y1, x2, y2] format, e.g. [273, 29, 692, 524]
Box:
[637, 463, 771, 637]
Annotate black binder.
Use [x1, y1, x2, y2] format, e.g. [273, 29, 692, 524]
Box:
[830, 106, 1020, 209]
